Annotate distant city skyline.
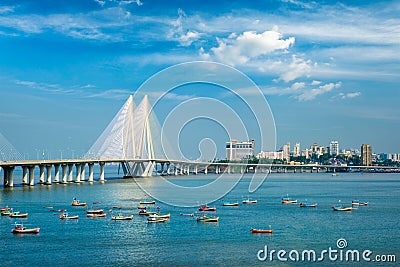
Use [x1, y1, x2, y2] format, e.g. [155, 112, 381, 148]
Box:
[0, 0, 399, 160]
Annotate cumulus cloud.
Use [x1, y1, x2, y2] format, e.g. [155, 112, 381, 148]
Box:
[296, 82, 341, 101]
[201, 27, 295, 66]
[338, 91, 361, 99]
[167, 8, 200, 46]
[279, 55, 311, 82]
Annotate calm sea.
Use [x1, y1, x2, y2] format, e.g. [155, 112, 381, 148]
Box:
[0, 171, 399, 266]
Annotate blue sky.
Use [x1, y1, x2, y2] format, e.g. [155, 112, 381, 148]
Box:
[0, 0, 399, 160]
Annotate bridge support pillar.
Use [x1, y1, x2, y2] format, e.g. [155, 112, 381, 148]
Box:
[254, 166, 257, 173]
[54, 164, 60, 183]
[22, 166, 28, 185]
[174, 166, 178, 176]
[166, 164, 171, 175]
[88, 163, 94, 182]
[3, 166, 15, 187]
[67, 164, 74, 183]
[194, 165, 198, 175]
[99, 162, 105, 182]
[75, 164, 81, 183]
[45, 165, 52, 185]
[240, 166, 244, 174]
[29, 166, 35, 186]
[61, 164, 67, 184]
[80, 163, 86, 182]
[39, 165, 45, 184]
[204, 166, 208, 175]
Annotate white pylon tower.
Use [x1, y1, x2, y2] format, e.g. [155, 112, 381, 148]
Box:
[85, 95, 157, 177]
[129, 95, 156, 177]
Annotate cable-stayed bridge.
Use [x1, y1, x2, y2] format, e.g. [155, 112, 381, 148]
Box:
[0, 95, 397, 187]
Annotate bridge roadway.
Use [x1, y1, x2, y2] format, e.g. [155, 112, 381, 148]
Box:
[0, 158, 398, 187]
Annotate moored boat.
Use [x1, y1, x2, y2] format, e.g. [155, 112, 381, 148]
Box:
[60, 212, 79, 220]
[180, 213, 194, 217]
[111, 214, 133, 220]
[1, 210, 12, 216]
[222, 202, 239, 206]
[86, 209, 104, 214]
[71, 200, 87, 207]
[149, 213, 170, 219]
[282, 195, 298, 204]
[11, 223, 40, 234]
[352, 200, 368, 206]
[86, 213, 107, 218]
[198, 205, 217, 211]
[299, 202, 318, 208]
[140, 200, 156, 205]
[332, 205, 353, 211]
[242, 196, 258, 204]
[1, 206, 11, 212]
[9, 211, 28, 218]
[147, 217, 167, 223]
[251, 228, 273, 234]
[196, 215, 219, 222]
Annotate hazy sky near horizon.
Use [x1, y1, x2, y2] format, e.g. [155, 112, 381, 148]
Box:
[0, 0, 399, 160]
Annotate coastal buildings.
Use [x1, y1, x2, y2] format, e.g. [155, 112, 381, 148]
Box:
[226, 139, 255, 161]
[293, 143, 301, 157]
[330, 141, 339, 156]
[361, 144, 372, 166]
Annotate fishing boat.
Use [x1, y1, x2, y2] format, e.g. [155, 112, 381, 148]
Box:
[299, 202, 318, 208]
[180, 213, 194, 217]
[11, 223, 40, 234]
[332, 205, 353, 211]
[140, 200, 156, 205]
[111, 214, 133, 220]
[87, 213, 107, 218]
[86, 208, 104, 214]
[198, 205, 217, 211]
[196, 215, 219, 222]
[137, 205, 147, 209]
[242, 197, 258, 204]
[147, 217, 167, 223]
[281, 194, 298, 204]
[1, 210, 12, 216]
[9, 211, 28, 218]
[251, 228, 273, 234]
[71, 199, 87, 206]
[352, 200, 368, 206]
[59, 212, 79, 220]
[222, 202, 239, 206]
[149, 213, 170, 219]
[138, 209, 148, 215]
[1, 206, 11, 212]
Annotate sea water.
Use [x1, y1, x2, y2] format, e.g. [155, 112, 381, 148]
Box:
[0, 172, 399, 266]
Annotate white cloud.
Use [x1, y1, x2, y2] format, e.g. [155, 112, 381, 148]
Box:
[281, 0, 316, 9]
[296, 82, 341, 101]
[0, 6, 14, 14]
[167, 8, 200, 46]
[279, 55, 312, 82]
[311, 80, 321, 86]
[337, 92, 361, 99]
[201, 28, 295, 66]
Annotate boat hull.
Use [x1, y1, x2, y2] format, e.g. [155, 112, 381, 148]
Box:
[251, 229, 273, 234]
[12, 228, 40, 234]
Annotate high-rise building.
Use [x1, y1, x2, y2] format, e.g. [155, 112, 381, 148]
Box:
[361, 144, 372, 166]
[226, 139, 255, 161]
[330, 141, 339, 156]
[293, 142, 301, 157]
[282, 142, 290, 162]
